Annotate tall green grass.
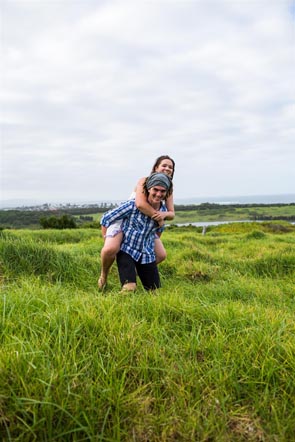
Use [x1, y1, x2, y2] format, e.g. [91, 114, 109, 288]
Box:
[0, 223, 295, 441]
[0, 230, 100, 289]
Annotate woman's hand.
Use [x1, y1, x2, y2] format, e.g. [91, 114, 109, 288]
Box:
[152, 211, 166, 226]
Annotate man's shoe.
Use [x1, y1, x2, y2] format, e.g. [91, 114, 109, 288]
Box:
[120, 282, 136, 293]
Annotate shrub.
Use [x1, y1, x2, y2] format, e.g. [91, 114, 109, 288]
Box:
[39, 214, 77, 229]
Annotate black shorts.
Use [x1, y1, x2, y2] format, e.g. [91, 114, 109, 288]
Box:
[116, 251, 160, 291]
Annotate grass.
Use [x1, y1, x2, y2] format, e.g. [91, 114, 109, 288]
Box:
[0, 223, 295, 441]
[167, 205, 295, 224]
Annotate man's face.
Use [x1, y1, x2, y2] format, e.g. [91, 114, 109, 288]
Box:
[148, 186, 167, 204]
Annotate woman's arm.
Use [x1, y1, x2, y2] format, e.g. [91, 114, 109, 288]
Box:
[151, 193, 175, 222]
[135, 177, 158, 218]
[163, 193, 175, 220]
[135, 176, 175, 223]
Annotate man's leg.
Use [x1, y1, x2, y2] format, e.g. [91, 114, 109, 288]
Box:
[116, 251, 137, 291]
[136, 261, 160, 291]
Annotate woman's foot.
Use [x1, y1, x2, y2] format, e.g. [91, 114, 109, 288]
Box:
[98, 275, 107, 290]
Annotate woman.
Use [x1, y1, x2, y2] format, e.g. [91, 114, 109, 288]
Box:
[99, 155, 175, 289]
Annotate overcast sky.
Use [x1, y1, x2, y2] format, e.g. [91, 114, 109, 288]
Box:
[1, 0, 294, 205]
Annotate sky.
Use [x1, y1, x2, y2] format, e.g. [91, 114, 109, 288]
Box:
[1, 0, 295, 206]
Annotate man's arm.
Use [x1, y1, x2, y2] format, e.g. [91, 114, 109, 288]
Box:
[100, 200, 133, 228]
[101, 225, 107, 238]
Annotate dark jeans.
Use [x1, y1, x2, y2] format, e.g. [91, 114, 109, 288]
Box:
[116, 251, 160, 291]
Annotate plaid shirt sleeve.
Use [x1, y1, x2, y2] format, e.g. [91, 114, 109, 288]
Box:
[101, 200, 133, 227]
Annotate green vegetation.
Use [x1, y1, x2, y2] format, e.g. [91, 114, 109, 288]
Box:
[39, 214, 77, 229]
[0, 206, 115, 229]
[1, 223, 295, 440]
[169, 203, 295, 224]
[1, 203, 295, 229]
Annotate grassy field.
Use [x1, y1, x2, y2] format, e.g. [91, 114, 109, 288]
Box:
[168, 205, 295, 224]
[1, 222, 295, 441]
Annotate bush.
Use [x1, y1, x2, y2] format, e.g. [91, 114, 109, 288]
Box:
[39, 214, 77, 229]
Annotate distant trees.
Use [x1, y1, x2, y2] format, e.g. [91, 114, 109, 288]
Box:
[0, 202, 294, 229]
[79, 215, 94, 221]
[39, 214, 77, 229]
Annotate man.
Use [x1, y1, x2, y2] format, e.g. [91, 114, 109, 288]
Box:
[100, 172, 172, 291]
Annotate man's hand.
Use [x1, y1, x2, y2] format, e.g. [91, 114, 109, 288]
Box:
[101, 225, 107, 239]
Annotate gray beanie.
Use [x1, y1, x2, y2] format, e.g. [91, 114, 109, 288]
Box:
[145, 172, 172, 191]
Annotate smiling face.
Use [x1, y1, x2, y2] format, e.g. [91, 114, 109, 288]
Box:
[151, 155, 175, 179]
[155, 158, 174, 177]
[147, 185, 167, 207]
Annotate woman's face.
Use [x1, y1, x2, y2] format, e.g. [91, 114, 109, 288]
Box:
[155, 159, 174, 177]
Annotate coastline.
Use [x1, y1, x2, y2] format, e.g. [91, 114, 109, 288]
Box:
[1, 193, 295, 210]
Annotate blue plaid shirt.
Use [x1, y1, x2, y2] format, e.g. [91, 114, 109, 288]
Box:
[101, 200, 167, 263]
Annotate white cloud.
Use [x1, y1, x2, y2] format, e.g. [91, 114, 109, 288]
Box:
[1, 0, 294, 205]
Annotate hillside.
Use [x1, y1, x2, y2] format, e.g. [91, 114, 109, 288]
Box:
[0, 222, 295, 440]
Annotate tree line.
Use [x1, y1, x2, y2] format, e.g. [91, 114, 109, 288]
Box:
[174, 202, 295, 211]
[0, 202, 294, 229]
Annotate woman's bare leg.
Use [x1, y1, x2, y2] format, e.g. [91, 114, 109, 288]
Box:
[99, 232, 123, 288]
[154, 238, 167, 264]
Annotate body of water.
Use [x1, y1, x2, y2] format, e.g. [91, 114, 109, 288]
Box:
[172, 220, 295, 228]
[174, 220, 253, 227]
[175, 194, 295, 205]
[1, 193, 294, 210]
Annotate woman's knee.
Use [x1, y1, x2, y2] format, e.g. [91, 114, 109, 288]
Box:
[102, 235, 122, 256]
[156, 251, 166, 264]
[102, 243, 120, 256]
[155, 246, 167, 264]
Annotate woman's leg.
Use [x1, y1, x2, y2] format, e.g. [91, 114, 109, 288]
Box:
[99, 232, 123, 288]
[154, 237, 167, 264]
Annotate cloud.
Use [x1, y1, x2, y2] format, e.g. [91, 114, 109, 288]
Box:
[1, 0, 294, 204]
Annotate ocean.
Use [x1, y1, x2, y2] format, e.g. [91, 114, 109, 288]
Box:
[1, 194, 294, 209]
[174, 194, 295, 205]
